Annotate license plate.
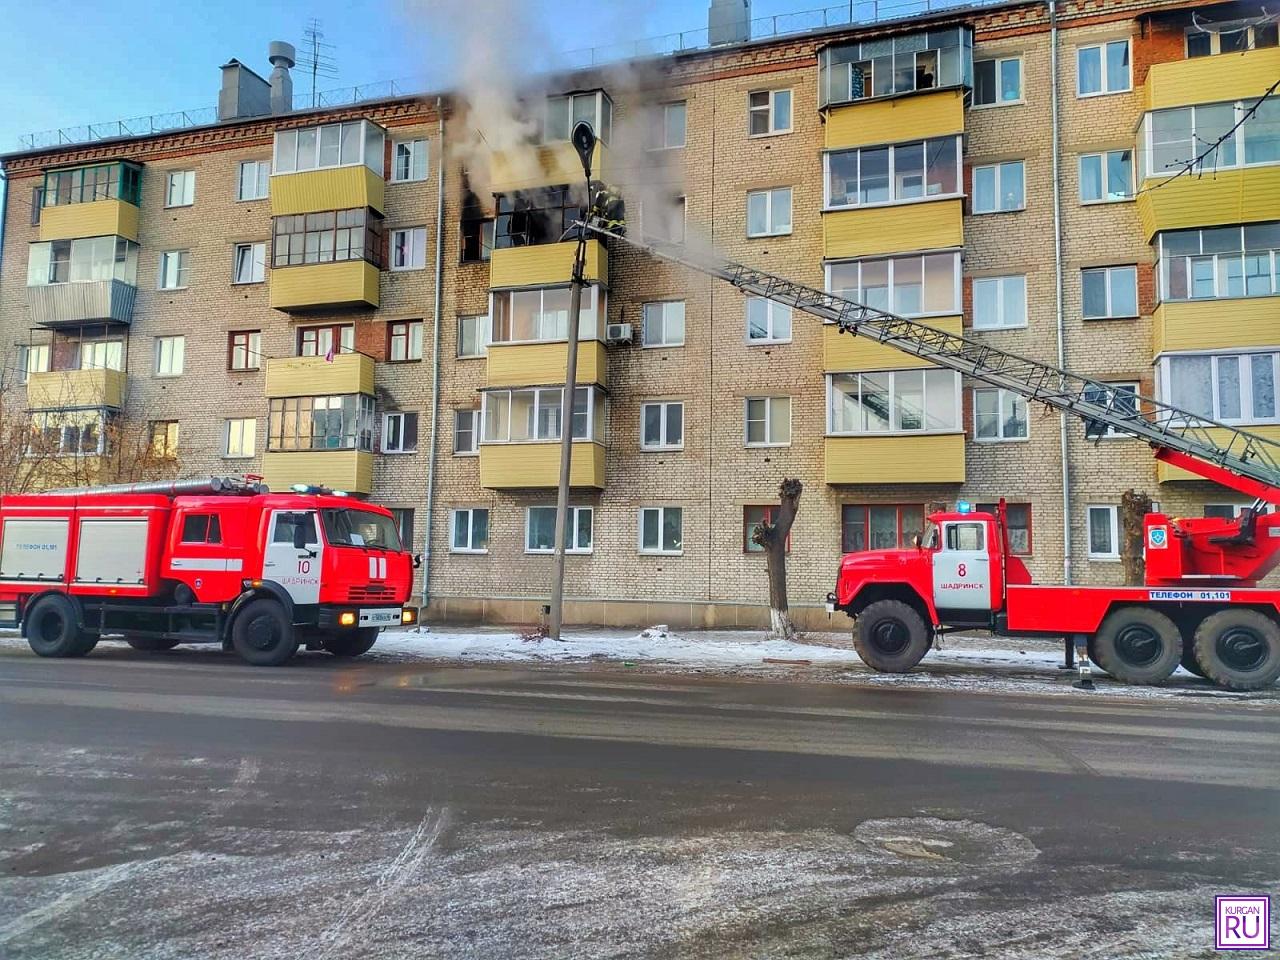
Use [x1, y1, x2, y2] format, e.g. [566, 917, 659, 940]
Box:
[358, 607, 401, 626]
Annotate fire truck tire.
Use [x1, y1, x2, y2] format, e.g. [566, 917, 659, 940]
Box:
[25, 595, 93, 658]
[1092, 608, 1181, 685]
[853, 600, 930, 673]
[1192, 609, 1280, 691]
[323, 628, 379, 658]
[1179, 642, 1208, 679]
[231, 599, 299, 666]
[125, 636, 181, 652]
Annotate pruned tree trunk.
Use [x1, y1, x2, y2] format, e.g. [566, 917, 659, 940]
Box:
[752, 478, 802, 640]
[1120, 488, 1152, 586]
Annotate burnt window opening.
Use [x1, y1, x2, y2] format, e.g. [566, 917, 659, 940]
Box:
[459, 178, 495, 263]
[494, 186, 585, 250]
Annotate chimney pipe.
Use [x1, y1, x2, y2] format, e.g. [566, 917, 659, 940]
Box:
[269, 41, 296, 115]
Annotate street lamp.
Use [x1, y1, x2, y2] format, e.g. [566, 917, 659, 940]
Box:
[548, 120, 596, 641]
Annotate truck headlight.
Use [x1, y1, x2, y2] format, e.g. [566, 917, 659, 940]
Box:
[401, 608, 417, 625]
[339, 611, 356, 627]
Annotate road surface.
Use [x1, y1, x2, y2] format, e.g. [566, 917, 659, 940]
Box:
[0, 643, 1276, 958]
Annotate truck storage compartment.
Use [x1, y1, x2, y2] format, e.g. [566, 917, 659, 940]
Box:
[0, 518, 70, 582]
[74, 518, 149, 585]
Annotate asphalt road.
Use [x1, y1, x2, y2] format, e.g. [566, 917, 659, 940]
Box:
[0, 643, 1277, 959]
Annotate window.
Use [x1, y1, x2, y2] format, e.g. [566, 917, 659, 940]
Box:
[972, 161, 1025, 213]
[267, 395, 375, 451]
[1087, 505, 1119, 559]
[974, 388, 1028, 441]
[450, 508, 489, 553]
[1157, 223, 1280, 302]
[17, 343, 49, 383]
[1143, 98, 1280, 177]
[457, 315, 490, 357]
[648, 195, 687, 242]
[149, 421, 179, 459]
[391, 227, 427, 271]
[975, 502, 1032, 555]
[1079, 151, 1133, 203]
[493, 186, 583, 250]
[154, 336, 185, 377]
[298, 324, 354, 357]
[651, 101, 687, 149]
[78, 340, 123, 371]
[164, 171, 195, 208]
[526, 506, 593, 554]
[744, 505, 791, 553]
[746, 187, 792, 237]
[389, 320, 424, 362]
[1186, 24, 1278, 57]
[461, 216, 494, 262]
[454, 409, 480, 455]
[31, 411, 109, 455]
[229, 331, 261, 371]
[158, 250, 190, 290]
[233, 242, 266, 284]
[390, 508, 415, 550]
[180, 514, 222, 545]
[1159, 352, 1279, 424]
[841, 504, 926, 552]
[828, 369, 961, 434]
[819, 28, 971, 107]
[237, 161, 269, 201]
[1083, 381, 1139, 439]
[225, 418, 256, 458]
[543, 91, 612, 143]
[746, 298, 792, 343]
[1082, 266, 1138, 319]
[26, 237, 139, 287]
[973, 57, 1022, 106]
[273, 120, 385, 174]
[271, 209, 384, 268]
[42, 162, 141, 207]
[1077, 40, 1131, 96]
[381, 411, 419, 453]
[642, 301, 686, 347]
[972, 275, 1027, 329]
[482, 386, 605, 443]
[825, 137, 961, 208]
[639, 507, 683, 554]
[827, 252, 961, 316]
[490, 285, 604, 343]
[748, 89, 792, 135]
[745, 397, 791, 446]
[392, 139, 428, 182]
[30, 186, 43, 226]
[640, 402, 683, 450]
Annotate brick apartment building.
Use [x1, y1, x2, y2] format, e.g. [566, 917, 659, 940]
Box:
[1, 0, 1277, 629]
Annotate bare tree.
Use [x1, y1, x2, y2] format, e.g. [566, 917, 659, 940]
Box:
[751, 478, 802, 640]
[1120, 488, 1153, 586]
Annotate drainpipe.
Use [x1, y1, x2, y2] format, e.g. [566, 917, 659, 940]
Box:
[1049, 0, 1072, 585]
[421, 96, 446, 611]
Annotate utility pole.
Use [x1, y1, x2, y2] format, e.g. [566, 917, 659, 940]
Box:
[548, 121, 597, 641]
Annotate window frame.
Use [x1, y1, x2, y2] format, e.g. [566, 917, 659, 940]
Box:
[271, 208, 385, 269]
[272, 119, 386, 175]
[449, 507, 490, 554]
[1087, 504, 1120, 559]
[525, 505, 594, 555]
[746, 186, 793, 237]
[480, 385, 603, 444]
[1081, 265, 1139, 319]
[972, 56, 1023, 107]
[236, 160, 270, 201]
[840, 503, 927, 553]
[743, 505, 791, 554]
[267, 394, 376, 452]
[822, 136, 964, 210]
[297, 324, 355, 358]
[228, 330, 261, 371]
[154, 335, 185, 378]
[1155, 224, 1280, 303]
[825, 252, 962, 318]
[390, 226, 428, 272]
[1076, 39, 1132, 98]
[975, 502, 1033, 555]
[391, 138, 429, 183]
[456, 314, 491, 358]
[1185, 24, 1278, 57]
[453, 409, 480, 456]
[380, 410, 419, 454]
[388, 320, 424, 363]
[488, 285, 604, 345]
[1083, 381, 1139, 439]
[637, 506, 684, 555]
[1157, 351, 1280, 426]
[641, 300, 686, 348]
[157, 250, 190, 290]
[224, 417, 257, 459]
[1078, 150, 1134, 204]
[639, 401, 684, 451]
[744, 396, 792, 447]
[232, 241, 266, 285]
[164, 170, 196, 208]
[745, 297, 793, 344]
[971, 160, 1026, 214]
[827, 369, 963, 436]
[148, 420, 180, 459]
[971, 274, 1028, 330]
[747, 89, 793, 137]
[649, 101, 688, 150]
[973, 387, 1030, 442]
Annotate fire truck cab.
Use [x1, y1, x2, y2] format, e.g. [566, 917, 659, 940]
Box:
[0, 481, 417, 666]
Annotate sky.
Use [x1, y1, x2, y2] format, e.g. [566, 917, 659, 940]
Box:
[0, 0, 821, 154]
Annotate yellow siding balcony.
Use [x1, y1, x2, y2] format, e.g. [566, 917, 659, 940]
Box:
[269, 260, 380, 311]
[489, 239, 608, 289]
[262, 450, 373, 495]
[1144, 46, 1280, 111]
[486, 340, 608, 389]
[824, 316, 963, 372]
[1153, 298, 1280, 356]
[269, 165, 385, 216]
[1136, 166, 1280, 240]
[490, 141, 609, 195]
[825, 433, 965, 484]
[480, 441, 606, 489]
[824, 199, 962, 260]
[824, 89, 964, 150]
[1158, 425, 1280, 483]
[39, 199, 139, 243]
[26, 368, 126, 411]
[265, 352, 374, 399]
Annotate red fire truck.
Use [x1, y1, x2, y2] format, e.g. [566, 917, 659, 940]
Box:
[0, 478, 417, 666]
[599, 228, 1280, 692]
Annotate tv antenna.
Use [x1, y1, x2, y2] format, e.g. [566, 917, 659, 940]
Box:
[298, 18, 339, 108]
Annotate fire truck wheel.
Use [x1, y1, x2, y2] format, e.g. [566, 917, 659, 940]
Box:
[125, 636, 181, 652]
[853, 600, 930, 673]
[25, 595, 93, 658]
[1193, 609, 1280, 691]
[231, 599, 299, 666]
[323, 628, 379, 658]
[1092, 608, 1181, 685]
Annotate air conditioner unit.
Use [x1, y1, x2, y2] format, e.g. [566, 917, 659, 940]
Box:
[605, 322, 633, 345]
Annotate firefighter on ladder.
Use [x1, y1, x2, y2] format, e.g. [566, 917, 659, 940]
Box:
[589, 181, 626, 236]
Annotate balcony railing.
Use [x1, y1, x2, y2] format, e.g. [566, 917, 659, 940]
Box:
[25, 279, 136, 327]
